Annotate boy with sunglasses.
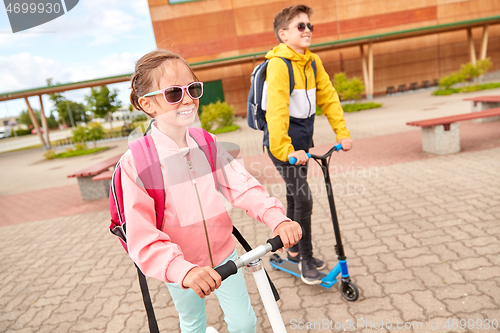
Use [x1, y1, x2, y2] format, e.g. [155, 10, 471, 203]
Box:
[265, 4, 353, 285]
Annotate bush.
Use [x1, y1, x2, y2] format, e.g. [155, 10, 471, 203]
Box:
[437, 58, 493, 91]
[86, 122, 105, 147]
[334, 73, 365, 101]
[44, 150, 56, 160]
[71, 123, 105, 148]
[15, 129, 32, 136]
[74, 143, 87, 151]
[200, 101, 235, 132]
[72, 125, 88, 145]
[438, 72, 465, 89]
[135, 114, 148, 122]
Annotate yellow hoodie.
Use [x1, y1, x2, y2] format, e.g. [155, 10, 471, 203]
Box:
[265, 43, 350, 161]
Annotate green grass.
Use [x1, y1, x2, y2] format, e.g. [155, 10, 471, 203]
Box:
[0, 144, 43, 154]
[433, 82, 500, 96]
[209, 124, 240, 134]
[432, 88, 461, 96]
[317, 102, 382, 114]
[48, 147, 108, 159]
[342, 102, 383, 112]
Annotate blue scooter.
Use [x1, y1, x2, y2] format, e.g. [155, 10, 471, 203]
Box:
[269, 144, 359, 301]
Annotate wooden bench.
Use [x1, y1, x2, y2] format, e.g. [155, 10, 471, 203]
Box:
[463, 95, 500, 123]
[406, 107, 500, 155]
[68, 154, 121, 201]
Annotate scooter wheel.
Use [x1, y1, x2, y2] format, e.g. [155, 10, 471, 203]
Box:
[341, 282, 359, 301]
[269, 254, 283, 264]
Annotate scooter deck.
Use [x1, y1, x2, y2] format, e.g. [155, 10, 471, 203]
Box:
[269, 257, 329, 279]
[270, 255, 345, 289]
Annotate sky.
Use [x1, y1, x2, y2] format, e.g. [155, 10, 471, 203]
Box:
[0, 0, 157, 119]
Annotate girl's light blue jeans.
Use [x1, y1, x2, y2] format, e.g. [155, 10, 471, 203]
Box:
[166, 249, 257, 333]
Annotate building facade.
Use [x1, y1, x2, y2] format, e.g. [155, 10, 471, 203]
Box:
[147, 0, 500, 116]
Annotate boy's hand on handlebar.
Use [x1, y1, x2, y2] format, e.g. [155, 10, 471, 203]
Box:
[182, 267, 222, 298]
[287, 150, 309, 165]
[272, 221, 302, 251]
[338, 138, 353, 151]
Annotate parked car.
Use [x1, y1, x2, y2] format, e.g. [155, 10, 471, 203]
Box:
[0, 126, 11, 139]
[31, 128, 44, 134]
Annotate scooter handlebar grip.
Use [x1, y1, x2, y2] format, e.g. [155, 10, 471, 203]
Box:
[267, 235, 284, 252]
[215, 261, 238, 281]
[289, 153, 311, 165]
[334, 144, 343, 151]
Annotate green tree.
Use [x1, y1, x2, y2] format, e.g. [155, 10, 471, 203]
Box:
[87, 122, 105, 147]
[18, 109, 58, 129]
[58, 101, 89, 126]
[85, 86, 122, 130]
[47, 78, 89, 126]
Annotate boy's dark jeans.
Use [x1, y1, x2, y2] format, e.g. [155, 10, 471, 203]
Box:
[267, 150, 313, 258]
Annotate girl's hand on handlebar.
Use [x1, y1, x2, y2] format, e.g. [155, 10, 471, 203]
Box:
[338, 138, 353, 151]
[272, 221, 302, 252]
[182, 267, 222, 298]
[287, 150, 309, 165]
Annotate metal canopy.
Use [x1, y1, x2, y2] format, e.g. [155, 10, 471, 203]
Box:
[1, 15, 499, 102]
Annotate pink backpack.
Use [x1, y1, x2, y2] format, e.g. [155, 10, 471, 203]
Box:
[109, 127, 216, 251]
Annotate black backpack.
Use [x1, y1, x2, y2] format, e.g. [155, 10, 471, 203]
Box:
[247, 57, 316, 130]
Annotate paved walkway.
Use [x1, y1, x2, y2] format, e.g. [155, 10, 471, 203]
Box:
[1, 89, 500, 332]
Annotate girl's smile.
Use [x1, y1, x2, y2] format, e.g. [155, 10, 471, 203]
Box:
[176, 105, 196, 117]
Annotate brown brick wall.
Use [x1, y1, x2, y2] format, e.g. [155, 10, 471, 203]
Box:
[148, 0, 500, 116]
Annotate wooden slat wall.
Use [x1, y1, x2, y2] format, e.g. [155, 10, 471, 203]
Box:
[148, 0, 500, 116]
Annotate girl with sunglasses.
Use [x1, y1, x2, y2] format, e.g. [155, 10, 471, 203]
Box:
[125, 49, 302, 333]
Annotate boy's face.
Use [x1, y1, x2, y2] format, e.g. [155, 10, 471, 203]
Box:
[280, 12, 312, 54]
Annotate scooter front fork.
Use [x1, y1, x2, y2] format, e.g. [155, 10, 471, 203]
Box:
[322, 259, 350, 288]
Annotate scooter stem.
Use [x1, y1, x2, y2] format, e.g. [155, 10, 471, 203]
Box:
[246, 260, 287, 333]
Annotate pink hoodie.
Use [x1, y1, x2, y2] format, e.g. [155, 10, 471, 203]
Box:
[121, 124, 290, 287]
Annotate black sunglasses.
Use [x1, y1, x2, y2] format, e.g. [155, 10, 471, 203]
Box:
[284, 22, 314, 33]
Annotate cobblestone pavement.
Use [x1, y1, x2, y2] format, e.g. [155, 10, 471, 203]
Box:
[1, 89, 500, 332]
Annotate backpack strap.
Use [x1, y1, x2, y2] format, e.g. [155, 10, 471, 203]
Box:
[136, 264, 160, 333]
[279, 58, 316, 94]
[188, 127, 216, 172]
[280, 57, 295, 95]
[129, 134, 165, 230]
[188, 127, 218, 187]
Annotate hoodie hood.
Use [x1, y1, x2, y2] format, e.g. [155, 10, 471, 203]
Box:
[265, 43, 313, 67]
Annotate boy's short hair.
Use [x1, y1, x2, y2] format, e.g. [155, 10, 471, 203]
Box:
[273, 4, 313, 43]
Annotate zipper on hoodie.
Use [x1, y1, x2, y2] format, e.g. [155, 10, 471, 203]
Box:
[304, 62, 312, 116]
[186, 158, 215, 268]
